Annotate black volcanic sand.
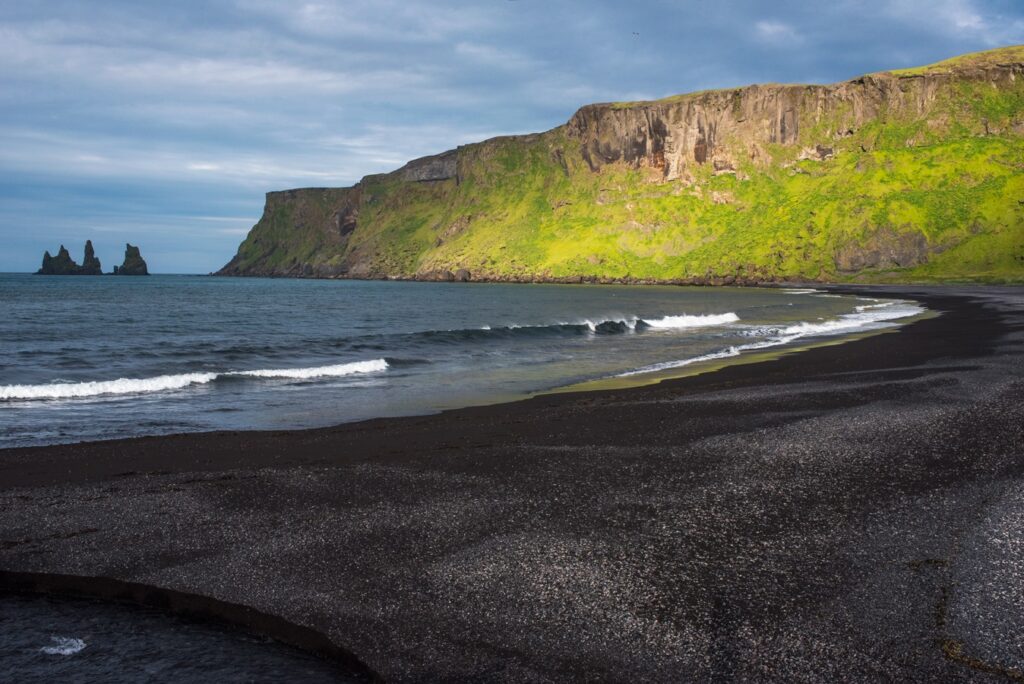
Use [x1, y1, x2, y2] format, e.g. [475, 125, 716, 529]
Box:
[2, 285, 1023, 681]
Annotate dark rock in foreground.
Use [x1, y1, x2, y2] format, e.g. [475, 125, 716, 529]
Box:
[112, 244, 149, 276]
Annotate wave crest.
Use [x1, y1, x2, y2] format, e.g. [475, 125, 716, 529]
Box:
[617, 300, 923, 378]
[1, 359, 389, 401]
[231, 359, 388, 379]
[0, 372, 218, 400]
[642, 312, 740, 329]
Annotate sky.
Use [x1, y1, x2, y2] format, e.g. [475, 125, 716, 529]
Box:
[1, 1, 1022, 273]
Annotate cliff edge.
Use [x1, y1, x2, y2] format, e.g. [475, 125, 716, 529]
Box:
[219, 46, 1024, 284]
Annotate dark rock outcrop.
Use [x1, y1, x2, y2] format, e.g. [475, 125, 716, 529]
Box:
[36, 241, 101, 275]
[564, 62, 1021, 180]
[834, 229, 932, 272]
[112, 244, 149, 276]
[79, 240, 102, 275]
[37, 245, 79, 275]
[398, 150, 458, 183]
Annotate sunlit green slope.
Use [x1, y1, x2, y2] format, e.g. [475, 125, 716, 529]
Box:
[221, 46, 1024, 284]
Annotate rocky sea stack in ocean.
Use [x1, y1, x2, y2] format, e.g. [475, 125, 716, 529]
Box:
[219, 45, 1024, 284]
[36, 240, 102, 275]
[36, 241, 149, 275]
[113, 244, 149, 276]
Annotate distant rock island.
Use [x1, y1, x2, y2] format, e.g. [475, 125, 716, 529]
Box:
[112, 244, 149, 275]
[36, 242, 149, 276]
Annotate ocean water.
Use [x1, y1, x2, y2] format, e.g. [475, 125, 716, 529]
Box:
[0, 274, 923, 448]
[0, 593, 363, 682]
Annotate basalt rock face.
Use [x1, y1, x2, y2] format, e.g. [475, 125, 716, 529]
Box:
[37, 245, 79, 275]
[80, 240, 102, 275]
[36, 241, 101, 275]
[112, 244, 149, 276]
[399, 150, 458, 183]
[564, 64, 1023, 182]
[219, 46, 1024, 284]
[217, 187, 359, 277]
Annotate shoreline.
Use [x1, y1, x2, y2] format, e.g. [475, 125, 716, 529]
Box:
[212, 270, 1024, 286]
[2, 285, 1023, 680]
[0, 283, 927, 462]
[0, 280, 927, 450]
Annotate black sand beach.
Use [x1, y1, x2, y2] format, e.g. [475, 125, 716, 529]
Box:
[2, 285, 1023, 681]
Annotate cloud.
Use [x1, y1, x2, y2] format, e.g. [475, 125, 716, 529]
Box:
[0, 0, 1022, 272]
[237, 0, 497, 42]
[755, 20, 803, 45]
[879, 0, 1024, 44]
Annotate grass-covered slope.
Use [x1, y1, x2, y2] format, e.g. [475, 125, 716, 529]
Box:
[220, 46, 1024, 283]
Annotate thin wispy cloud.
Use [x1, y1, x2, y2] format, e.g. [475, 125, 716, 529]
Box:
[0, 0, 1021, 272]
[755, 20, 803, 45]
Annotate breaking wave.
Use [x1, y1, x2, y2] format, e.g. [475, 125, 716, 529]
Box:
[0, 359, 389, 401]
[642, 312, 740, 329]
[618, 300, 923, 377]
[460, 312, 740, 338]
[769, 301, 923, 337]
[230, 359, 388, 379]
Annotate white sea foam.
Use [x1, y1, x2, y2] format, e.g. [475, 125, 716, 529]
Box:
[618, 347, 742, 376]
[617, 299, 923, 378]
[578, 312, 740, 332]
[643, 312, 740, 328]
[0, 373, 218, 400]
[478, 313, 739, 334]
[776, 301, 922, 337]
[230, 359, 388, 379]
[40, 637, 86, 656]
[782, 288, 821, 294]
[855, 301, 894, 312]
[0, 359, 389, 401]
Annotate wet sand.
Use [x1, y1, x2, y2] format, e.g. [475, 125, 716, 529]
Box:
[2, 285, 1023, 681]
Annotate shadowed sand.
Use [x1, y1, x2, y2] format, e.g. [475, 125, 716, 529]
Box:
[2, 285, 1023, 681]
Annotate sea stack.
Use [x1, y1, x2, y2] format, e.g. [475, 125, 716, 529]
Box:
[37, 245, 78, 275]
[79, 240, 102, 275]
[36, 241, 101, 275]
[112, 243, 149, 275]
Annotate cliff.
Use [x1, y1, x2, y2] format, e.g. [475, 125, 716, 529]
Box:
[219, 46, 1024, 284]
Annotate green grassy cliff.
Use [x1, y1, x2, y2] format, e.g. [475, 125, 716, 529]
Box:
[219, 46, 1024, 284]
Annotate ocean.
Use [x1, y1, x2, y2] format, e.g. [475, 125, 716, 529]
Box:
[0, 274, 924, 449]
[0, 593, 360, 682]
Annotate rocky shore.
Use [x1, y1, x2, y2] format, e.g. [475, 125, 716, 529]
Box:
[225, 266, 818, 288]
[2, 285, 1023, 681]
